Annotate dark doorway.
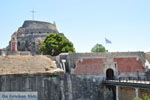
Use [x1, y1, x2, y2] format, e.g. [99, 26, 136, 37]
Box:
[106, 68, 114, 80]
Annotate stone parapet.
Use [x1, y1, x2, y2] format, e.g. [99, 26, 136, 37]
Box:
[57, 52, 146, 75]
[68, 52, 145, 59]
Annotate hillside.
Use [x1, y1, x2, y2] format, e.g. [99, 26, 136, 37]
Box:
[0, 55, 63, 74]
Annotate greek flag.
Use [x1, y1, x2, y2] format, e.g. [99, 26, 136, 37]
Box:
[105, 38, 112, 44]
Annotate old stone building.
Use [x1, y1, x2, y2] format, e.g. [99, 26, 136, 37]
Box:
[1, 20, 150, 99]
[57, 52, 150, 79]
[7, 20, 63, 54]
[0, 52, 150, 100]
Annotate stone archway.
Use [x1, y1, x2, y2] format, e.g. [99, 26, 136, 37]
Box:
[106, 68, 114, 80]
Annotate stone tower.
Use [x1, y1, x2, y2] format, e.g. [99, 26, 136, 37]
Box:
[8, 20, 63, 54]
[11, 35, 17, 51]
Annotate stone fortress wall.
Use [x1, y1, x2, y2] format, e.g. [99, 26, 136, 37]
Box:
[0, 73, 104, 100]
[57, 52, 147, 79]
[0, 51, 150, 100]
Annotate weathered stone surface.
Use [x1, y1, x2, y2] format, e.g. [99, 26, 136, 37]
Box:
[0, 73, 104, 100]
[22, 20, 58, 34]
[7, 20, 63, 54]
[63, 52, 146, 73]
[57, 52, 147, 80]
[103, 87, 113, 100]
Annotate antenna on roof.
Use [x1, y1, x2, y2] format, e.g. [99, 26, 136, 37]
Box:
[31, 9, 36, 20]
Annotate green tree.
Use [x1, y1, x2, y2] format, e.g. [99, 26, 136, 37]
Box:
[40, 33, 75, 56]
[91, 43, 107, 52]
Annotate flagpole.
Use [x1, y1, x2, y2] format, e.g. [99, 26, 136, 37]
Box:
[105, 38, 112, 52]
[104, 38, 108, 52]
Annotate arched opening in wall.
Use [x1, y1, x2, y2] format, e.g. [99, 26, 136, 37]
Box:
[106, 68, 114, 80]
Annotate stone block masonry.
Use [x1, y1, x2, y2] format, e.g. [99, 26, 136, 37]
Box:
[0, 73, 104, 100]
[117, 86, 150, 100]
[7, 20, 62, 54]
[59, 52, 146, 79]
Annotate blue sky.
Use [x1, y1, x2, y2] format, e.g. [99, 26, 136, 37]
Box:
[0, 0, 150, 52]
